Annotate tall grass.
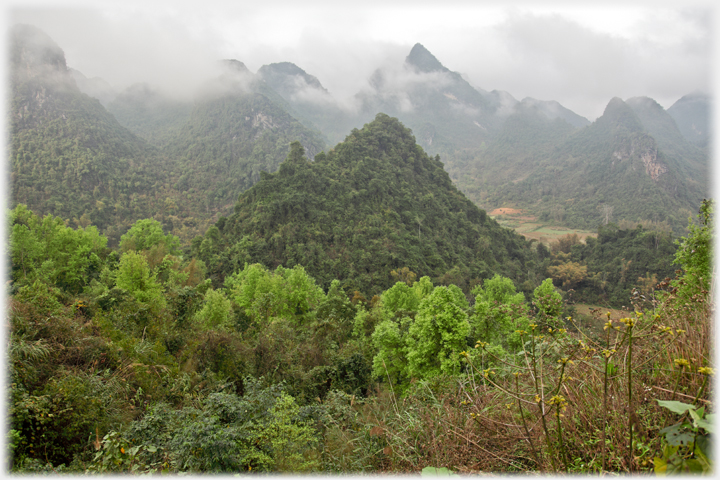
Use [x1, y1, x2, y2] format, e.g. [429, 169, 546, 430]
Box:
[321, 278, 712, 473]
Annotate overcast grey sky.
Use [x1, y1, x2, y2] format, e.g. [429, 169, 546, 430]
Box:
[5, 0, 716, 121]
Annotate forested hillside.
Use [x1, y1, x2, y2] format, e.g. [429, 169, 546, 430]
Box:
[9, 25, 327, 245]
[9, 24, 174, 244]
[456, 97, 707, 232]
[105, 83, 192, 148]
[7, 199, 713, 474]
[192, 114, 540, 295]
[6, 21, 713, 476]
[164, 64, 327, 219]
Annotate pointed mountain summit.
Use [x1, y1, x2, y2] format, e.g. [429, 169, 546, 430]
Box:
[11, 24, 68, 80]
[668, 91, 710, 148]
[193, 114, 537, 294]
[595, 97, 645, 134]
[256, 61, 356, 144]
[357, 43, 498, 153]
[221, 59, 252, 75]
[482, 89, 519, 117]
[406, 43, 448, 73]
[626, 96, 692, 151]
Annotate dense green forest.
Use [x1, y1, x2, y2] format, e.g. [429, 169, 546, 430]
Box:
[191, 114, 538, 295]
[6, 24, 713, 475]
[9, 25, 327, 246]
[7, 200, 713, 474]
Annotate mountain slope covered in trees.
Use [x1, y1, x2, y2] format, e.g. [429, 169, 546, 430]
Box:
[8, 24, 176, 244]
[9, 26, 328, 244]
[193, 114, 541, 295]
[9, 25, 709, 244]
[453, 97, 707, 232]
[163, 62, 327, 219]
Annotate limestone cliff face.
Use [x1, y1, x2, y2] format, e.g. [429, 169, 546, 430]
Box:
[612, 134, 667, 181]
[11, 24, 81, 128]
[252, 112, 276, 130]
[640, 144, 667, 181]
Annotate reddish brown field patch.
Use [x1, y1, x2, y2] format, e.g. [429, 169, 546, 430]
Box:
[489, 207, 523, 215]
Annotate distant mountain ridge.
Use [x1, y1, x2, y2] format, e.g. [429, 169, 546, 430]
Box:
[460, 96, 707, 231]
[10, 25, 710, 245]
[9, 24, 327, 244]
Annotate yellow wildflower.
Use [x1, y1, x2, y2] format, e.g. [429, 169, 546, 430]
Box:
[674, 358, 690, 368]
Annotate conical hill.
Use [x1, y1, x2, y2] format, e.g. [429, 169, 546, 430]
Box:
[193, 114, 539, 295]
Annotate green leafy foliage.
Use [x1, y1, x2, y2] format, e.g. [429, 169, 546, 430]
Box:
[93, 378, 320, 473]
[120, 218, 180, 255]
[564, 224, 677, 306]
[381, 281, 421, 318]
[470, 274, 528, 348]
[193, 287, 233, 330]
[115, 250, 166, 310]
[406, 286, 470, 378]
[654, 400, 713, 474]
[669, 199, 712, 307]
[196, 114, 539, 295]
[225, 263, 324, 325]
[371, 318, 408, 383]
[532, 278, 563, 328]
[7, 203, 711, 474]
[9, 204, 108, 294]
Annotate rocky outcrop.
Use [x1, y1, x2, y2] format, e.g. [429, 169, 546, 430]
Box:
[612, 135, 667, 181]
[640, 143, 667, 181]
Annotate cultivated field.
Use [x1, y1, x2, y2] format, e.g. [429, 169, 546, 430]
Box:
[489, 207, 597, 245]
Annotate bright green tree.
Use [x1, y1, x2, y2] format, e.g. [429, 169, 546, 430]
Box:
[670, 199, 712, 306]
[9, 204, 108, 294]
[533, 278, 563, 328]
[412, 276, 434, 301]
[120, 218, 180, 255]
[406, 286, 469, 379]
[120, 219, 183, 279]
[116, 250, 166, 310]
[371, 317, 410, 384]
[194, 287, 233, 330]
[381, 281, 420, 319]
[470, 274, 528, 347]
[225, 263, 323, 325]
